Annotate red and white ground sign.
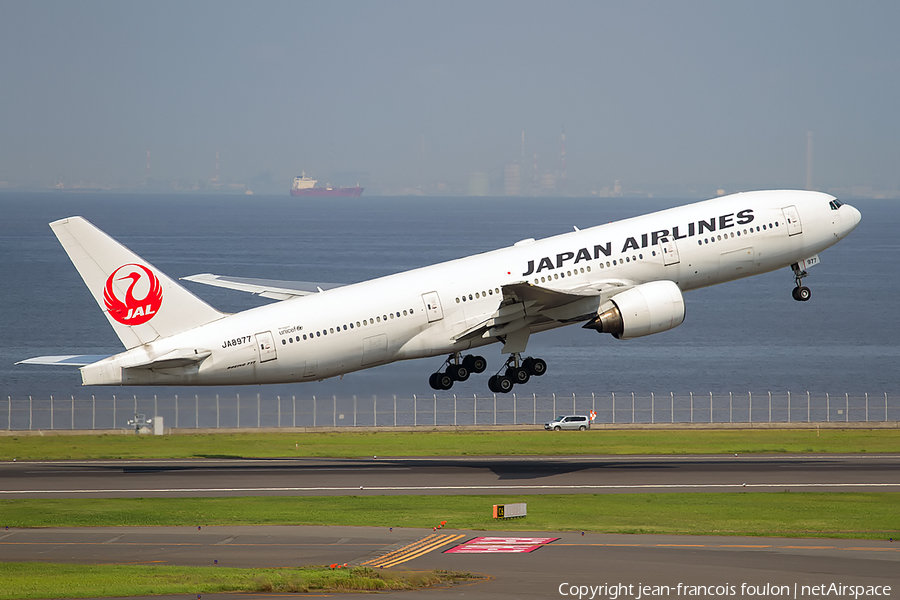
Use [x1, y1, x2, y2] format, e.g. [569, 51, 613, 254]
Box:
[444, 536, 559, 554]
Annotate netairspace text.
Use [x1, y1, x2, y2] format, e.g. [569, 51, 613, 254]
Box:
[557, 582, 892, 600]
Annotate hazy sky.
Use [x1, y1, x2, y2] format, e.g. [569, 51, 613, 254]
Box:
[2, 0, 899, 192]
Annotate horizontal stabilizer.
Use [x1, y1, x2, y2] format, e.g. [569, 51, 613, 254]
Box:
[16, 355, 111, 366]
[182, 273, 344, 300]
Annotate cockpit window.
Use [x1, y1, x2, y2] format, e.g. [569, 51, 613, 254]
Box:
[829, 199, 843, 210]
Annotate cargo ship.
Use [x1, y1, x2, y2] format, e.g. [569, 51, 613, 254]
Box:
[290, 172, 364, 197]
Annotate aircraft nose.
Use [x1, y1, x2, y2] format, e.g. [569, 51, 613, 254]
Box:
[845, 204, 862, 232]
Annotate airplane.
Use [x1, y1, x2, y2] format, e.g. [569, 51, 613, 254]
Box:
[19, 190, 860, 393]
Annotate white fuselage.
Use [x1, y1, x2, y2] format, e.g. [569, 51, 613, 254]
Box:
[80, 190, 860, 386]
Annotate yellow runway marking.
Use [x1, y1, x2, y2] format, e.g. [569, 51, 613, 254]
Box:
[361, 534, 466, 569]
[378, 535, 466, 568]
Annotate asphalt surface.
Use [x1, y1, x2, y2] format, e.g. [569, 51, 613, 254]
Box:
[2, 526, 898, 599]
[1, 454, 899, 497]
[2, 455, 898, 599]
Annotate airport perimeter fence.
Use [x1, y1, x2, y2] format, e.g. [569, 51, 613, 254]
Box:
[2, 391, 898, 432]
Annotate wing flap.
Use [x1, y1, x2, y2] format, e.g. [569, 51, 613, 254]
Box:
[451, 280, 632, 343]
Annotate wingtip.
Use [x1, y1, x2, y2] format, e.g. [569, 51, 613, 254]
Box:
[181, 273, 217, 282]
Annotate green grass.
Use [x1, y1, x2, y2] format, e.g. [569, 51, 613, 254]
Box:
[3, 493, 898, 539]
[0, 563, 477, 600]
[3, 428, 899, 460]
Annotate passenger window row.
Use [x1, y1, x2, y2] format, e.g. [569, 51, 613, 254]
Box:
[533, 252, 653, 284]
[281, 308, 416, 345]
[456, 288, 502, 304]
[696, 221, 779, 246]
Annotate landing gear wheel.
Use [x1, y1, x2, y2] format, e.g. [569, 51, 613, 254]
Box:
[488, 375, 513, 393]
[524, 357, 547, 377]
[429, 372, 441, 390]
[792, 286, 811, 301]
[506, 366, 530, 385]
[436, 372, 454, 390]
[463, 355, 487, 374]
[447, 364, 469, 382]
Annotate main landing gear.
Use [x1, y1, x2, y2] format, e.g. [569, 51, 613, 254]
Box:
[428, 353, 487, 390]
[791, 263, 812, 302]
[487, 354, 547, 393]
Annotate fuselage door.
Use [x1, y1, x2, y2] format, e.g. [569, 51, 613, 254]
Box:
[421, 291, 443, 323]
[660, 239, 680, 266]
[255, 331, 278, 363]
[362, 334, 388, 367]
[782, 205, 802, 236]
[303, 359, 317, 378]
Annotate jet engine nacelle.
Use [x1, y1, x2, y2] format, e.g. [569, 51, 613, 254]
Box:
[583, 280, 685, 339]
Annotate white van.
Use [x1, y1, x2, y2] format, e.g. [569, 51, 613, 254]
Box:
[544, 415, 590, 431]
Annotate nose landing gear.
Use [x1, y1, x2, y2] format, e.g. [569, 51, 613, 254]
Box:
[791, 285, 811, 301]
[428, 353, 487, 390]
[791, 263, 812, 302]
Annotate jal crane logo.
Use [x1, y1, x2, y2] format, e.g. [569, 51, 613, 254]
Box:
[103, 264, 163, 325]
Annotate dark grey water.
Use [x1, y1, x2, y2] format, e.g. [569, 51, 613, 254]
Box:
[1, 193, 897, 416]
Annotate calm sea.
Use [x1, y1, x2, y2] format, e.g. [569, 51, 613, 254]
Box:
[1, 192, 897, 406]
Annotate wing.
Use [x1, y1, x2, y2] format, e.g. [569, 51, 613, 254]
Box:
[452, 278, 635, 344]
[181, 273, 345, 300]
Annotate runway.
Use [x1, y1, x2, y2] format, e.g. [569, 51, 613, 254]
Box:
[2, 454, 899, 497]
[2, 526, 898, 599]
[3, 455, 898, 599]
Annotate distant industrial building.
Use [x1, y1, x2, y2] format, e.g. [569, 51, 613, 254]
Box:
[539, 171, 557, 193]
[504, 163, 521, 196]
